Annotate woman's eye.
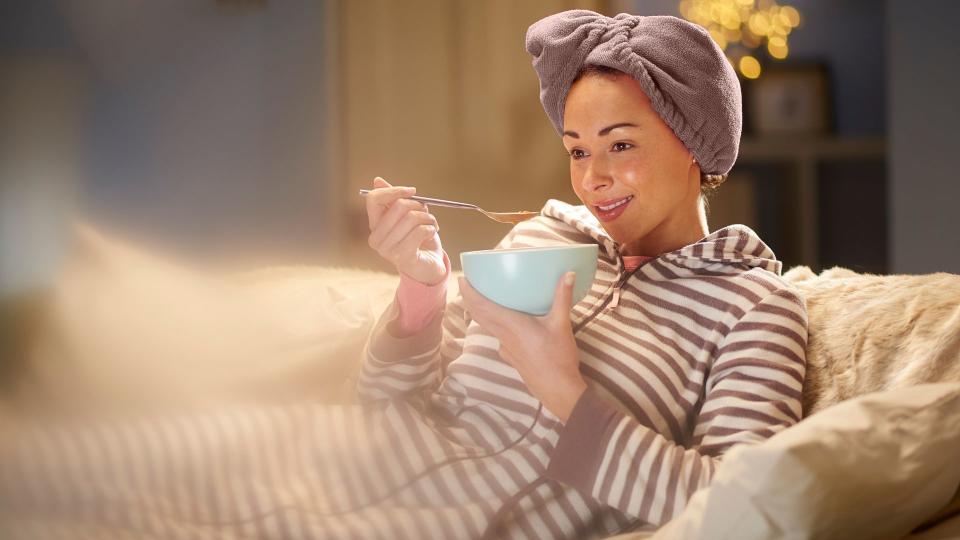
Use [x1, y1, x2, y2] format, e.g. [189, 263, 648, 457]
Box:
[611, 142, 633, 152]
[569, 149, 587, 160]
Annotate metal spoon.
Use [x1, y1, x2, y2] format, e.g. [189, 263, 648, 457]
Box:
[358, 189, 539, 225]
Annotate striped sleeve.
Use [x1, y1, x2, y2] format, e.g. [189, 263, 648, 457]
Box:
[693, 287, 807, 455]
[545, 287, 807, 526]
[356, 288, 470, 403]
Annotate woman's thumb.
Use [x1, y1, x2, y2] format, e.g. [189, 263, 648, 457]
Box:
[549, 271, 576, 318]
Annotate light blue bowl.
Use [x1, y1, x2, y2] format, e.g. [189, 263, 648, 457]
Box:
[460, 244, 599, 315]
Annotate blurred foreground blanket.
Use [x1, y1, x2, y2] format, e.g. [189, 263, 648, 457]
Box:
[1, 224, 958, 539]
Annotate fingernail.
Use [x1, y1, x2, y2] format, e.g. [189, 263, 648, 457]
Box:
[564, 272, 575, 286]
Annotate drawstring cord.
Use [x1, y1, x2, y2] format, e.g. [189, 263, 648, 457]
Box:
[479, 476, 549, 540]
[174, 403, 545, 530]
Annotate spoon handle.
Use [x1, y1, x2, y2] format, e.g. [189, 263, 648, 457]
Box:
[358, 189, 479, 210]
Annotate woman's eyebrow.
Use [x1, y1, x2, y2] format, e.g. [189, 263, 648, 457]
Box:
[562, 122, 639, 139]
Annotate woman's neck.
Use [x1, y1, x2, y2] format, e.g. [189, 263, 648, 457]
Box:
[620, 198, 708, 256]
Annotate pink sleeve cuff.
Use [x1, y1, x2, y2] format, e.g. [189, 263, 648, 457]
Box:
[394, 251, 450, 337]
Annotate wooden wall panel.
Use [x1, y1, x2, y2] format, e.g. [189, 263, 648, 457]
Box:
[327, 0, 608, 269]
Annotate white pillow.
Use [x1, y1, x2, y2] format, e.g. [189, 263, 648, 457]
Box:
[636, 383, 960, 540]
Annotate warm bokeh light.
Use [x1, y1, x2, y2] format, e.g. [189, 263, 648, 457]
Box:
[709, 27, 728, 49]
[748, 12, 771, 36]
[781, 5, 801, 27]
[739, 55, 762, 79]
[767, 36, 789, 59]
[679, 0, 801, 78]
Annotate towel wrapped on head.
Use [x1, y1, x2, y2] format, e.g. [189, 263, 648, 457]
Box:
[525, 10, 742, 176]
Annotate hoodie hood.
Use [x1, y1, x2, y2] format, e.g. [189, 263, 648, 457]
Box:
[540, 199, 782, 276]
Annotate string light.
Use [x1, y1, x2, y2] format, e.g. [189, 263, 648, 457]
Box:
[739, 55, 762, 79]
[679, 0, 801, 79]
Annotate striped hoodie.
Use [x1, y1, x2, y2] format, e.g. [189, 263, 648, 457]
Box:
[356, 199, 808, 538]
[0, 199, 806, 540]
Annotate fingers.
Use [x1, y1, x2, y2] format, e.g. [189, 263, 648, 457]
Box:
[391, 221, 439, 266]
[371, 200, 436, 247]
[459, 278, 538, 369]
[366, 177, 416, 230]
[548, 272, 576, 321]
[458, 278, 503, 336]
[457, 277, 520, 334]
[375, 219, 437, 268]
[367, 201, 438, 263]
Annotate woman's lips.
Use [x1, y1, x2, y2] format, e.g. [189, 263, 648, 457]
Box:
[594, 195, 633, 222]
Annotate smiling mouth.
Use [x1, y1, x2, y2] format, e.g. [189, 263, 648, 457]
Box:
[596, 196, 633, 212]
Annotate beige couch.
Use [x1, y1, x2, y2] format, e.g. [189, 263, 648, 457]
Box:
[2, 224, 959, 539]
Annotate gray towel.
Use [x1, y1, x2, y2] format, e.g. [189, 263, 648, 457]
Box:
[526, 10, 742, 175]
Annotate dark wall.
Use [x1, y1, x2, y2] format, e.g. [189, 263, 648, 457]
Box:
[888, 0, 960, 273]
[785, 0, 885, 136]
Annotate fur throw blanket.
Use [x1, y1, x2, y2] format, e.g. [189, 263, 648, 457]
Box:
[783, 266, 960, 415]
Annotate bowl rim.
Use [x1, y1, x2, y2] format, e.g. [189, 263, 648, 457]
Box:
[460, 243, 598, 257]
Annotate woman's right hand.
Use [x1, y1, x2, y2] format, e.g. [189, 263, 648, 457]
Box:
[365, 177, 446, 286]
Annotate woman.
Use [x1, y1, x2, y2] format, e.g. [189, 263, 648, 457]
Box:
[360, 8, 806, 538]
[0, 10, 806, 540]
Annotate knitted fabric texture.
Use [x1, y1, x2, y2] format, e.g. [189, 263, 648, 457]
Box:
[525, 10, 742, 175]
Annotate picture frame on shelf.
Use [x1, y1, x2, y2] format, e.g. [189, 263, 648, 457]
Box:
[745, 63, 833, 136]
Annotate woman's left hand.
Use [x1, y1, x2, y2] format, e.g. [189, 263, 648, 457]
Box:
[458, 272, 587, 423]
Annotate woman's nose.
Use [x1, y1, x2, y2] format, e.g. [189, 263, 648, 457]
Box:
[582, 156, 612, 191]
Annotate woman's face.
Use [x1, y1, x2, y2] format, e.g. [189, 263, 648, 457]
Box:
[562, 73, 704, 256]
